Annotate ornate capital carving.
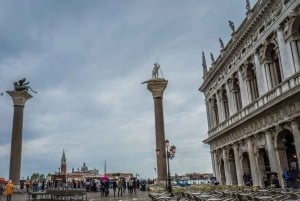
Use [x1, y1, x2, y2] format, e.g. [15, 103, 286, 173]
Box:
[144, 79, 168, 98]
[6, 91, 32, 106]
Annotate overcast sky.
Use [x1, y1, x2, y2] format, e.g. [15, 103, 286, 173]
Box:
[0, 0, 256, 180]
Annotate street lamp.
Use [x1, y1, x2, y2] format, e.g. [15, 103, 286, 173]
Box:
[156, 139, 176, 196]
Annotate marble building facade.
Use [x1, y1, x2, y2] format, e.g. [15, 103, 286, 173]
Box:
[199, 0, 300, 187]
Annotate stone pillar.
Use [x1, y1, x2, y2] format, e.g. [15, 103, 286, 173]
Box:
[265, 130, 279, 172]
[227, 76, 237, 114]
[290, 120, 300, 168]
[247, 138, 259, 186]
[264, 63, 272, 91]
[233, 144, 243, 186]
[213, 151, 220, 181]
[7, 90, 32, 185]
[210, 151, 216, 177]
[290, 41, 300, 72]
[143, 78, 168, 182]
[222, 148, 232, 185]
[254, 52, 268, 95]
[225, 83, 234, 116]
[216, 90, 224, 123]
[277, 28, 294, 78]
[205, 100, 212, 130]
[237, 70, 247, 107]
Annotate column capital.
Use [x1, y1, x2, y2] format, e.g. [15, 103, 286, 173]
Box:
[7, 91, 32, 106]
[143, 79, 168, 98]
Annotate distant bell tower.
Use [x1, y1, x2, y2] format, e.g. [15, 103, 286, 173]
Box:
[61, 149, 66, 175]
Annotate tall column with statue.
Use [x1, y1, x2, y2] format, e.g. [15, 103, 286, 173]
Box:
[7, 78, 36, 185]
[142, 63, 168, 182]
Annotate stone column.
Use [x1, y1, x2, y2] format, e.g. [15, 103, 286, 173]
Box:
[233, 144, 243, 186]
[290, 120, 300, 168]
[254, 52, 268, 95]
[143, 78, 168, 182]
[290, 41, 300, 72]
[277, 28, 294, 78]
[210, 151, 216, 177]
[247, 138, 259, 186]
[7, 90, 32, 185]
[237, 70, 247, 107]
[205, 100, 212, 130]
[222, 148, 232, 185]
[264, 63, 272, 90]
[213, 151, 220, 181]
[225, 83, 234, 116]
[216, 90, 224, 123]
[265, 130, 279, 172]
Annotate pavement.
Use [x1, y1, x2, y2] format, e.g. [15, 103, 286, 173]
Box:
[5, 189, 151, 201]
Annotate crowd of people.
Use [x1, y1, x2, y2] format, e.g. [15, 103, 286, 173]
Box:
[282, 166, 299, 189]
[243, 166, 299, 189]
[84, 177, 149, 197]
[0, 177, 152, 200]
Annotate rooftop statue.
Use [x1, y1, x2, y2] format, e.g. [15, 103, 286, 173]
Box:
[228, 20, 235, 33]
[13, 78, 37, 93]
[246, 0, 251, 11]
[219, 38, 224, 49]
[210, 53, 215, 63]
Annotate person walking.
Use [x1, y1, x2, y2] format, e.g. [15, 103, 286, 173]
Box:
[5, 180, 13, 201]
[112, 179, 117, 197]
[117, 178, 123, 197]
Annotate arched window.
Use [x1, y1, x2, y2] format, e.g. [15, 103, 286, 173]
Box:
[220, 86, 230, 119]
[209, 94, 219, 128]
[264, 42, 282, 88]
[241, 61, 259, 101]
[228, 73, 242, 113]
[287, 15, 300, 72]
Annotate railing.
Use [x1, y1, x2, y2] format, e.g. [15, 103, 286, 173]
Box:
[207, 73, 300, 139]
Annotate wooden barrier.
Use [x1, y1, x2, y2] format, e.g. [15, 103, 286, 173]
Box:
[28, 189, 87, 201]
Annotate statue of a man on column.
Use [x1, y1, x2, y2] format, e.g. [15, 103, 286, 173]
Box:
[152, 63, 160, 79]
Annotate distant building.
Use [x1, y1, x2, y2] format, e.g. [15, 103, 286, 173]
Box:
[51, 150, 100, 182]
[199, 0, 300, 187]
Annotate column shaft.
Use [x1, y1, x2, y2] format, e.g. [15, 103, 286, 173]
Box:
[265, 131, 278, 172]
[223, 149, 232, 185]
[247, 138, 259, 186]
[291, 41, 300, 72]
[290, 121, 300, 168]
[9, 106, 24, 184]
[277, 29, 294, 78]
[153, 97, 167, 182]
[233, 144, 244, 186]
[213, 151, 220, 182]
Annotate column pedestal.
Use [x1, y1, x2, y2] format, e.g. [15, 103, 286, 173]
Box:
[7, 90, 32, 185]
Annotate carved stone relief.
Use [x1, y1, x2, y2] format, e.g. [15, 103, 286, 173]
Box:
[211, 99, 298, 150]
